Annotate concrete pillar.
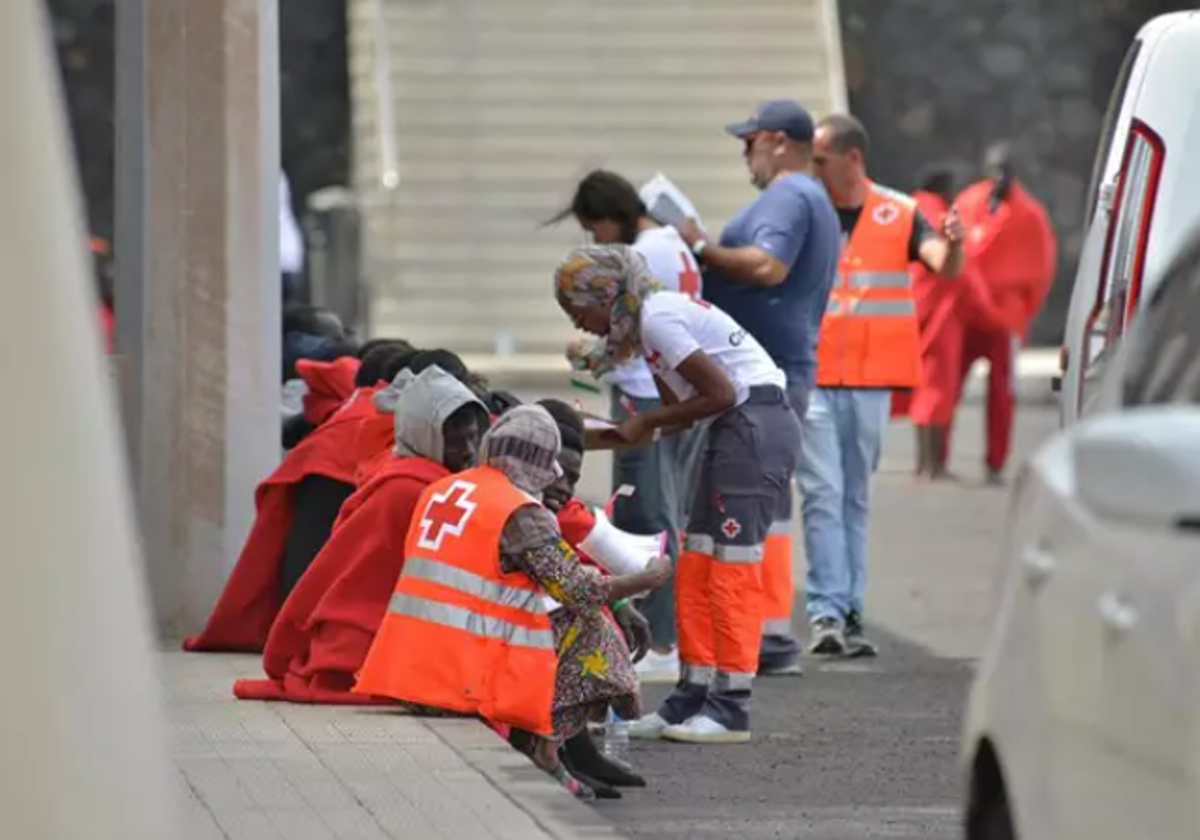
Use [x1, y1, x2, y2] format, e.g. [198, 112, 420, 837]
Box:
[120, 0, 281, 635]
[0, 2, 178, 836]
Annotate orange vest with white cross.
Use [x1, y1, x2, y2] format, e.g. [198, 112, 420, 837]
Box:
[816, 181, 922, 388]
[354, 466, 558, 735]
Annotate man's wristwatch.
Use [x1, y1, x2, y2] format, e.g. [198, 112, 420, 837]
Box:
[690, 239, 708, 260]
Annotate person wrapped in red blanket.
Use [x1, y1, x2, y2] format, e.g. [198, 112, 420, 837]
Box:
[233, 364, 489, 701]
[182, 344, 413, 652]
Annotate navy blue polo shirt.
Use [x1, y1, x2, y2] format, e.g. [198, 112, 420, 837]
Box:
[702, 173, 840, 390]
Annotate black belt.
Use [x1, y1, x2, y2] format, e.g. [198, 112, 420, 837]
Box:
[746, 384, 787, 405]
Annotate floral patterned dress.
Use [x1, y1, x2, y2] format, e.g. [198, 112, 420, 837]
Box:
[499, 505, 641, 739]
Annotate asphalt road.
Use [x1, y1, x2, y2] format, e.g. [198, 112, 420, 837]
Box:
[574, 403, 1062, 840]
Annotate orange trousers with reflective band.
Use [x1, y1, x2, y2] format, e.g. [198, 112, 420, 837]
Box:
[760, 517, 794, 637]
[676, 535, 764, 680]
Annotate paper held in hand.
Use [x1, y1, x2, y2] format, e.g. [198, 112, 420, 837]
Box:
[639, 172, 704, 232]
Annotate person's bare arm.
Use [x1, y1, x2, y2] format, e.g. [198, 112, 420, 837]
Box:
[919, 207, 966, 277]
[615, 351, 734, 443]
[678, 219, 788, 287]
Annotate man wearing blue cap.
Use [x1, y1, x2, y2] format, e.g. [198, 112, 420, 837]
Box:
[683, 99, 841, 678]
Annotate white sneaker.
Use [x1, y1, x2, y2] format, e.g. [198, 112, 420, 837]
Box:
[635, 649, 681, 684]
[628, 712, 671, 740]
[661, 714, 751, 744]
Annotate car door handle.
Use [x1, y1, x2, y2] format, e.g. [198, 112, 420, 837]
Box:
[1022, 545, 1056, 587]
[1098, 592, 1138, 635]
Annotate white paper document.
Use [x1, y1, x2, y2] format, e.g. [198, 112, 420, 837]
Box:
[639, 172, 704, 231]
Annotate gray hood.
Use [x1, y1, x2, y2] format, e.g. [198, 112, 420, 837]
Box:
[376, 365, 486, 464]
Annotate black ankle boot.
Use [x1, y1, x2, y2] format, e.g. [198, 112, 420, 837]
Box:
[564, 731, 647, 788]
[559, 746, 621, 799]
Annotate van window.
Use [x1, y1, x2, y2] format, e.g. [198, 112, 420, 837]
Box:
[1078, 119, 1165, 414]
[1122, 233, 1200, 407]
[1084, 38, 1143, 225]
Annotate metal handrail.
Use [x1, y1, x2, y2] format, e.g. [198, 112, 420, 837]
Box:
[369, 0, 400, 190]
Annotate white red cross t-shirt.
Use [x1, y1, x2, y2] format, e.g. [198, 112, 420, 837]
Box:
[639, 291, 784, 406]
[608, 227, 703, 399]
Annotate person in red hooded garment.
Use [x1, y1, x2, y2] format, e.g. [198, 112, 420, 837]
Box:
[182, 343, 413, 652]
[902, 167, 1007, 479]
[953, 143, 1058, 483]
[233, 364, 489, 700]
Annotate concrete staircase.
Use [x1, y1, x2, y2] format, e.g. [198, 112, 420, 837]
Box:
[348, 0, 847, 357]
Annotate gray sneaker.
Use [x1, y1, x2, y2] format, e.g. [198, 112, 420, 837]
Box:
[809, 617, 846, 656]
[844, 612, 879, 658]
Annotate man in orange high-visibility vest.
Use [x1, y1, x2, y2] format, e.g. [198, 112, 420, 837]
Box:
[804, 114, 965, 657]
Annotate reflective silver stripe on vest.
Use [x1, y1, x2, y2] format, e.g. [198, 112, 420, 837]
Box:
[713, 670, 755, 692]
[853, 299, 916, 316]
[404, 557, 545, 616]
[826, 298, 916, 317]
[849, 271, 911, 290]
[388, 593, 555, 650]
[768, 520, 792, 536]
[684, 533, 715, 555]
[713, 543, 763, 564]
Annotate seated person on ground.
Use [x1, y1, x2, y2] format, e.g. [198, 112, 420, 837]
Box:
[353, 406, 672, 800]
[183, 343, 414, 653]
[531, 397, 654, 798]
[283, 339, 414, 449]
[234, 364, 488, 704]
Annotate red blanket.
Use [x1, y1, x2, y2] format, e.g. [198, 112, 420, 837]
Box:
[233, 456, 448, 703]
[234, 492, 605, 703]
[297, 357, 360, 426]
[183, 388, 387, 652]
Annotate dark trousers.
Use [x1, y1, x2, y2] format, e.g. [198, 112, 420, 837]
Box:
[280, 475, 355, 599]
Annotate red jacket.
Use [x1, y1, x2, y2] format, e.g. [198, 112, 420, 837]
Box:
[956, 180, 1058, 339]
[183, 387, 391, 653]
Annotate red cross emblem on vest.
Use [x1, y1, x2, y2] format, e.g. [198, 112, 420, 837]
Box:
[417, 480, 478, 551]
[872, 203, 900, 226]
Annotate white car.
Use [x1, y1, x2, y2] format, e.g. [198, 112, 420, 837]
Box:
[1058, 10, 1200, 425]
[962, 226, 1200, 839]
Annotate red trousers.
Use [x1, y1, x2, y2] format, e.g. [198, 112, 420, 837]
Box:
[946, 326, 1016, 472]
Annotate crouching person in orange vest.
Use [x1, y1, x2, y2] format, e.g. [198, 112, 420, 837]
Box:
[354, 405, 671, 799]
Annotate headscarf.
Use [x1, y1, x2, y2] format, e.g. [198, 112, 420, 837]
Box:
[375, 365, 487, 464]
[553, 244, 663, 378]
[478, 405, 562, 497]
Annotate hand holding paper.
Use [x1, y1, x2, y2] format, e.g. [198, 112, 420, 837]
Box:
[639, 172, 706, 235]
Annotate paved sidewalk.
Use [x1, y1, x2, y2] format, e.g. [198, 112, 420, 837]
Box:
[162, 650, 626, 840]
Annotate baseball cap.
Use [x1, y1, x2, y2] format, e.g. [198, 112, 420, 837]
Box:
[725, 100, 815, 143]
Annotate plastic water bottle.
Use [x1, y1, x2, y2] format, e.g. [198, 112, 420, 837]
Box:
[603, 708, 630, 765]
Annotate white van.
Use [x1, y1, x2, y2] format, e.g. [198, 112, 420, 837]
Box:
[1058, 10, 1200, 425]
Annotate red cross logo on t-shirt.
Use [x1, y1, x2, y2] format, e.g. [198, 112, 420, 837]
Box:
[417, 480, 478, 551]
[720, 517, 742, 540]
[646, 349, 662, 369]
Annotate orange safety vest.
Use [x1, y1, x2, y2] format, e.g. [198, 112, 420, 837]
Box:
[353, 466, 558, 735]
[816, 181, 922, 388]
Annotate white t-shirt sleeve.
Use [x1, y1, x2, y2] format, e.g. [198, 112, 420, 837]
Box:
[641, 303, 701, 371]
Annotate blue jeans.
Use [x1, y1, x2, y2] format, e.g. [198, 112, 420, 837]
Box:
[798, 387, 891, 623]
[610, 389, 705, 649]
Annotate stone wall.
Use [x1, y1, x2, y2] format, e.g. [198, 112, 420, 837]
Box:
[837, 0, 1194, 344]
[46, 0, 350, 241]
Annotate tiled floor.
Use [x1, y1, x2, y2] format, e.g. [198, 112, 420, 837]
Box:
[160, 651, 619, 840]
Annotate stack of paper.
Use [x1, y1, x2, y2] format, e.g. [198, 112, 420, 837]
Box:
[639, 172, 705, 232]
